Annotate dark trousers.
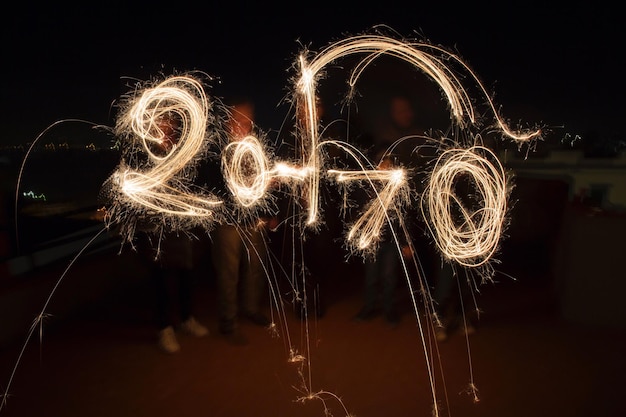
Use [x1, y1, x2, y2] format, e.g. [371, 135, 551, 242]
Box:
[363, 239, 400, 315]
[153, 266, 193, 331]
[210, 224, 266, 332]
[432, 261, 474, 327]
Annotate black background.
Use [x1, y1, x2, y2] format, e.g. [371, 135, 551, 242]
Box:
[2, 2, 623, 149]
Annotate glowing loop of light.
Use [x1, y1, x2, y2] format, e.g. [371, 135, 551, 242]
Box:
[222, 135, 272, 208]
[114, 76, 222, 218]
[106, 33, 542, 262]
[293, 35, 541, 229]
[300, 35, 473, 125]
[2, 32, 546, 417]
[424, 146, 507, 268]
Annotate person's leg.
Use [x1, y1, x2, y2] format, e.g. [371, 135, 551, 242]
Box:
[240, 226, 270, 326]
[303, 222, 337, 318]
[178, 268, 193, 322]
[432, 260, 456, 341]
[211, 225, 243, 334]
[355, 252, 380, 320]
[454, 272, 477, 335]
[177, 267, 209, 337]
[152, 265, 170, 331]
[379, 241, 400, 323]
[152, 265, 182, 353]
[433, 261, 455, 318]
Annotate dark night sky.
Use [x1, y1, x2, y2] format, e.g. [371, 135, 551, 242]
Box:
[2, 2, 623, 148]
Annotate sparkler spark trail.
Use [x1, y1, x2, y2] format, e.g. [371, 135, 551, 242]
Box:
[291, 32, 541, 243]
[101, 32, 538, 416]
[222, 135, 273, 208]
[328, 167, 410, 252]
[422, 145, 509, 274]
[103, 75, 223, 244]
[3, 28, 542, 417]
[283, 30, 540, 416]
[102, 34, 540, 258]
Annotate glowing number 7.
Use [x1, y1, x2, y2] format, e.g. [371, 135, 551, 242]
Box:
[328, 168, 410, 251]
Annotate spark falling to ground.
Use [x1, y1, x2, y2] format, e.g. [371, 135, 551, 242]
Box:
[3, 28, 541, 417]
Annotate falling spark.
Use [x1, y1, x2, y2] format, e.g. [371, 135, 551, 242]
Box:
[3, 28, 542, 417]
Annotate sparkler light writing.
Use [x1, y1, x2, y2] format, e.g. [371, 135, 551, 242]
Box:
[4, 29, 542, 417]
[103, 75, 224, 244]
[292, 34, 540, 245]
[422, 146, 509, 273]
[98, 33, 540, 416]
[105, 32, 540, 268]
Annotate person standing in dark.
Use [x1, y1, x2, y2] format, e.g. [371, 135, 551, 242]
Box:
[136, 112, 209, 354]
[138, 230, 208, 353]
[209, 98, 273, 346]
[353, 148, 412, 327]
[372, 93, 425, 161]
[350, 93, 424, 325]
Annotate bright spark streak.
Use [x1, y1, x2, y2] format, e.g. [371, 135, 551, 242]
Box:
[271, 162, 312, 181]
[117, 170, 220, 216]
[296, 56, 322, 226]
[328, 167, 410, 252]
[292, 34, 540, 227]
[422, 146, 508, 272]
[301, 35, 542, 141]
[6, 29, 544, 417]
[105, 75, 223, 240]
[222, 135, 272, 208]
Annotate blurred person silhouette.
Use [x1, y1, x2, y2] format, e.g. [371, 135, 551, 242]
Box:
[370, 93, 470, 339]
[351, 92, 429, 326]
[372, 93, 425, 163]
[209, 97, 274, 346]
[138, 231, 208, 354]
[135, 112, 208, 354]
